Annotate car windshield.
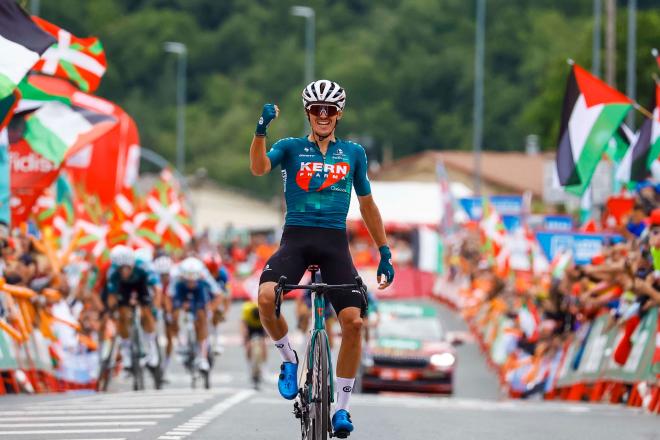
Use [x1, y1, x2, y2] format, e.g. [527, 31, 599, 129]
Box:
[376, 315, 443, 341]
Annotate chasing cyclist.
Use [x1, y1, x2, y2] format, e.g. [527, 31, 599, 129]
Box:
[241, 297, 267, 388]
[249, 80, 394, 436]
[106, 245, 161, 371]
[171, 257, 214, 372]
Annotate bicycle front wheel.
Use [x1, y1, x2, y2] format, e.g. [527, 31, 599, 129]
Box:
[310, 331, 330, 440]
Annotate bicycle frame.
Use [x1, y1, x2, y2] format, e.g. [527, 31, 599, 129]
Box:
[308, 287, 335, 402]
[275, 267, 369, 406]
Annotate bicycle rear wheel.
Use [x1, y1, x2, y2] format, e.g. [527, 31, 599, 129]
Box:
[310, 331, 329, 440]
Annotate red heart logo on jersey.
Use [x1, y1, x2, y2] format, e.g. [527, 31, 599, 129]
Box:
[318, 162, 350, 190]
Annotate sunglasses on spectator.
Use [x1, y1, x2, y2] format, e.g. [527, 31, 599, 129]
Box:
[306, 104, 339, 117]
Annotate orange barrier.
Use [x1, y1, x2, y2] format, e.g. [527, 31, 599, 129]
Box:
[0, 278, 95, 394]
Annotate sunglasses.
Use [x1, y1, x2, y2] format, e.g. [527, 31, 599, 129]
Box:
[307, 104, 339, 117]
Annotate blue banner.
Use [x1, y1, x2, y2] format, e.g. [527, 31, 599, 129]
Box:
[535, 231, 623, 265]
[543, 215, 574, 231]
[458, 195, 524, 220]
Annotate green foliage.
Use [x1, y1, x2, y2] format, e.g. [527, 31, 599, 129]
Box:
[37, 0, 660, 198]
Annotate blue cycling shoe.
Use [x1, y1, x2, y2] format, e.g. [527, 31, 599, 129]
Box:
[277, 351, 298, 400]
[332, 409, 354, 438]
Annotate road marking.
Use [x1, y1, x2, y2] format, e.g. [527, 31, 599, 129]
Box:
[158, 389, 255, 440]
[0, 415, 173, 422]
[0, 421, 157, 428]
[9, 408, 183, 415]
[0, 429, 142, 435]
[248, 395, 598, 414]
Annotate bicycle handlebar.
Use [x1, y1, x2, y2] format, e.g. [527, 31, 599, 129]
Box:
[274, 275, 368, 319]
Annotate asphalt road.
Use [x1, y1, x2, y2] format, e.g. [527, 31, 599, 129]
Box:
[0, 301, 657, 440]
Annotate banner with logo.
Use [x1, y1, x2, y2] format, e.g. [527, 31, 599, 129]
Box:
[0, 329, 19, 370]
[535, 231, 623, 265]
[459, 195, 523, 231]
[602, 308, 658, 383]
[10, 139, 59, 225]
[543, 215, 574, 231]
[459, 195, 524, 219]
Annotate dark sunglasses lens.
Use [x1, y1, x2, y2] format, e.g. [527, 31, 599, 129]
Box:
[309, 105, 338, 117]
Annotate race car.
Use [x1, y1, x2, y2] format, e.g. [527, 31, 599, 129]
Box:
[359, 301, 457, 394]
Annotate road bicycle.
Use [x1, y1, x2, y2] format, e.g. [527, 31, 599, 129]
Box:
[127, 292, 163, 391]
[178, 309, 213, 389]
[96, 315, 118, 392]
[275, 265, 367, 440]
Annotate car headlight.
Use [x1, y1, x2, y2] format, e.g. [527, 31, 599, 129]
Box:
[429, 353, 455, 368]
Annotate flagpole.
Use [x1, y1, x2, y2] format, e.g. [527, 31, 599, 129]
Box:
[633, 102, 653, 120]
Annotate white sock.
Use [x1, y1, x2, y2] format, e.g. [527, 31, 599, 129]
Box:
[145, 332, 157, 350]
[335, 377, 355, 412]
[273, 335, 297, 363]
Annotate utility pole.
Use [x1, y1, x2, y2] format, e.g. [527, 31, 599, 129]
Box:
[592, 0, 602, 76]
[605, 0, 616, 87]
[164, 42, 187, 175]
[626, 0, 637, 128]
[473, 0, 486, 196]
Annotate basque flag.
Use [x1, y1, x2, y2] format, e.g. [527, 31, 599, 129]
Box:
[0, 0, 55, 129]
[556, 63, 632, 195]
[31, 17, 107, 93]
[616, 83, 660, 182]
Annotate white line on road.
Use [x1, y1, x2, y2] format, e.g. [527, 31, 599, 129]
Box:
[0, 429, 141, 435]
[0, 421, 157, 428]
[157, 389, 255, 440]
[5, 408, 183, 415]
[0, 415, 173, 422]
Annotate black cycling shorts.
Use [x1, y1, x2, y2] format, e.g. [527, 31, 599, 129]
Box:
[247, 326, 266, 340]
[259, 226, 362, 315]
[109, 281, 152, 307]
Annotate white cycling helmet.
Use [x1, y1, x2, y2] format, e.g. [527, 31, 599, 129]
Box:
[302, 79, 346, 111]
[153, 256, 173, 275]
[110, 245, 135, 267]
[179, 257, 204, 281]
[135, 247, 154, 264]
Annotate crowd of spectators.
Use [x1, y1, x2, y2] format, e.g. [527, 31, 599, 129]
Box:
[445, 183, 660, 399]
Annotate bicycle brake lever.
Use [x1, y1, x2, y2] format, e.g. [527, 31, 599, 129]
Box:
[275, 276, 287, 318]
[355, 276, 368, 318]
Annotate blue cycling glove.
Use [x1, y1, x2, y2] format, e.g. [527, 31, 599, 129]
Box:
[377, 245, 394, 286]
[256, 103, 277, 136]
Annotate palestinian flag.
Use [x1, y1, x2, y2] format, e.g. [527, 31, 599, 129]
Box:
[605, 123, 634, 164]
[32, 17, 107, 93]
[0, 89, 19, 130]
[616, 84, 660, 182]
[556, 63, 632, 196]
[23, 100, 116, 166]
[0, 0, 55, 128]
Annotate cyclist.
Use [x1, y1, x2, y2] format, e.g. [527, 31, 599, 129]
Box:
[203, 252, 231, 354]
[106, 245, 161, 370]
[241, 297, 267, 387]
[171, 257, 214, 372]
[249, 79, 394, 436]
[153, 255, 175, 378]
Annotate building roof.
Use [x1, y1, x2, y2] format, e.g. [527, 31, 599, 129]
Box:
[374, 150, 554, 198]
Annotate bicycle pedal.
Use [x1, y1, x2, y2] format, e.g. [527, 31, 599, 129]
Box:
[332, 430, 350, 439]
